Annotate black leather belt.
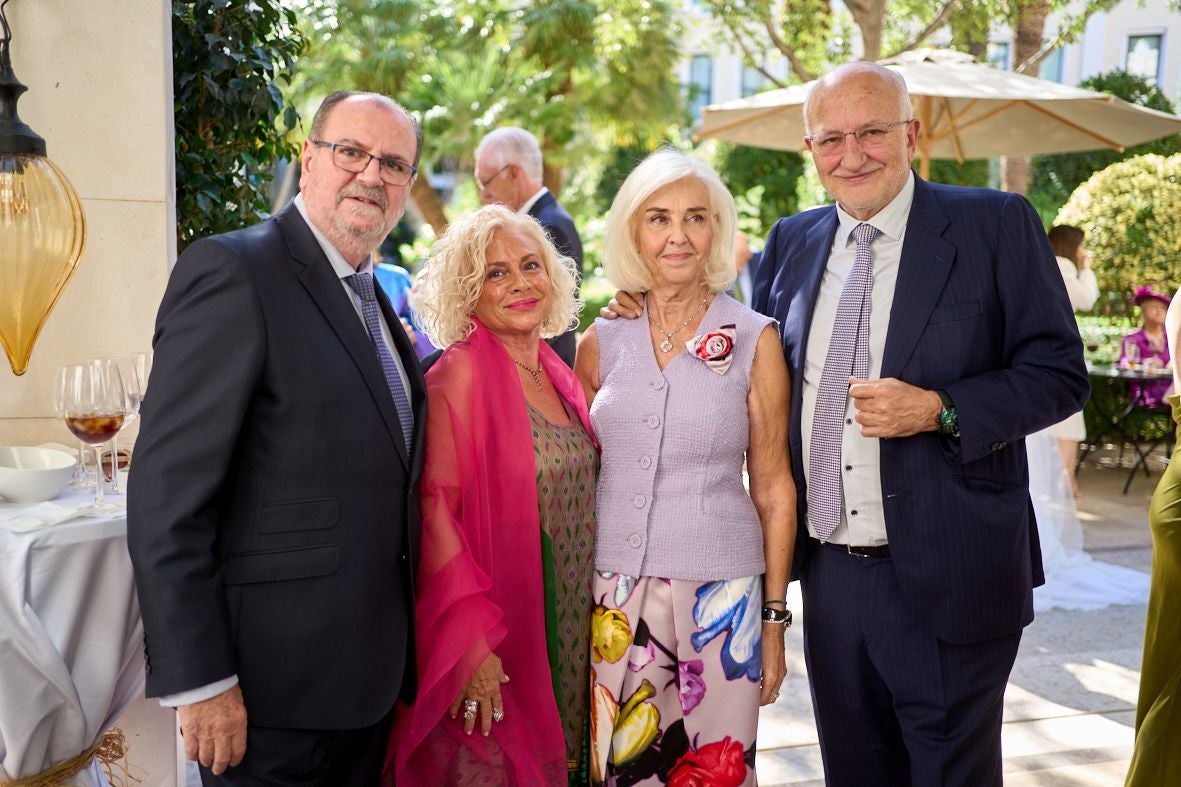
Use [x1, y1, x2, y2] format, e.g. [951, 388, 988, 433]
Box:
[810, 537, 890, 559]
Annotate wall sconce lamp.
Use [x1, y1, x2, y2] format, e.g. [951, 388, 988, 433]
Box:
[0, 0, 86, 375]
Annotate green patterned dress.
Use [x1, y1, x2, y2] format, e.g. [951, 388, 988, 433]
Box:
[528, 403, 598, 786]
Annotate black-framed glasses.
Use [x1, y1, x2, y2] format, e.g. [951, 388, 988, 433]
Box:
[312, 140, 417, 186]
[806, 119, 914, 155]
[476, 163, 512, 191]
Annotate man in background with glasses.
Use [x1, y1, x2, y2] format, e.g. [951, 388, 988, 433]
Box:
[750, 62, 1089, 785]
[129, 91, 425, 786]
[473, 127, 584, 366]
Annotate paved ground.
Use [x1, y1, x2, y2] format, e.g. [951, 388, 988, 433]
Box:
[116, 450, 1164, 786]
[755, 453, 1161, 787]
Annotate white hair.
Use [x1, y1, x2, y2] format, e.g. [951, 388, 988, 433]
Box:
[602, 149, 737, 294]
[475, 127, 544, 182]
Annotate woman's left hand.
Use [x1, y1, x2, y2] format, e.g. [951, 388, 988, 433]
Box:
[759, 622, 788, 706]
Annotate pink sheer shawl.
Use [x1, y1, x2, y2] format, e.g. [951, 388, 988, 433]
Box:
[387, 318, 596, 785]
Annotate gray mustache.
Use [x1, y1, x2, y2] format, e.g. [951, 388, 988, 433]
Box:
[338, 188, 387, 212]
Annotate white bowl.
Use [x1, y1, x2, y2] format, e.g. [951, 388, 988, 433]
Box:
[0, 446, 77, 504]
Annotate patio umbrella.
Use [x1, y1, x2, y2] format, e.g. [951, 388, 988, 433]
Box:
[698, 48, 1181, 179]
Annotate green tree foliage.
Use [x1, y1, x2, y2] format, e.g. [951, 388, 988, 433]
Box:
[172, 0, 305, 250]
[1055, 154, 1181, 317]
[712, 142, 804, 239]
[293, 0, 685, 232]
[925, 158, 991, 187]
[1030, 71, 1181, 222]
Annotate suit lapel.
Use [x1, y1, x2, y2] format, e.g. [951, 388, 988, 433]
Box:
[881, 178, 956, 378]
[277, 208, 412, 471]
[783, 209, 840, 377]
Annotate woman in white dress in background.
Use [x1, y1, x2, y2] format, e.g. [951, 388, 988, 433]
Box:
[1045, 225, 1099, 497]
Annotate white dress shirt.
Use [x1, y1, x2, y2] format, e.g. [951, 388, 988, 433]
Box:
[801, 173, 916, 546]
[519, 186, 549, 215]
[159, 194, 413, 708]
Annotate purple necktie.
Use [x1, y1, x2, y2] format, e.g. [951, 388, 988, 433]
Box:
[808, 223, 881, 542]
[346, 272, 414, 456]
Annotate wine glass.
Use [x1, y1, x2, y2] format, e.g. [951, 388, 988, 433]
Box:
[104, 357, 143, 493]
[62, 363, 127, 513]
[53, 365, 92, 489]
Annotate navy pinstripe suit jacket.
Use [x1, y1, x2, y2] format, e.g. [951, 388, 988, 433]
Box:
[753, 176, 1090, 644]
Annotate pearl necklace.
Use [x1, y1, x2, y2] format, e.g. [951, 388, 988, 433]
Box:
[648, 294, 709, 353]
[512, 357, 543, 390]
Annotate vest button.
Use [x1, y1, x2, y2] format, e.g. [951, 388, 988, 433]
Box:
[633, 495, 646, 508]
[647, 415, 661, 428]
[640, 456, 652, 469]
[628, 534, 642, 548]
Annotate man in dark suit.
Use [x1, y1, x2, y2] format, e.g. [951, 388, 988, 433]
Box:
[127, 91, 426, 786]
[750, 62, 1089, 785]
[474, 127, 583, 365]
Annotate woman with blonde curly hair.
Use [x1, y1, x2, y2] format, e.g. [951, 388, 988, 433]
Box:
[386, 204, 597, 786]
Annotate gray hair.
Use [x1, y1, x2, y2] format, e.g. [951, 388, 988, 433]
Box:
[475, 127, 544, 182]
[309, 91, 424, 168]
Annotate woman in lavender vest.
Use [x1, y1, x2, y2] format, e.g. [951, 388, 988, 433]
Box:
[574, 150, 796, 786]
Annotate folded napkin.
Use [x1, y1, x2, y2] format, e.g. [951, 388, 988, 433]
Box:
[0, 500, 96, 532]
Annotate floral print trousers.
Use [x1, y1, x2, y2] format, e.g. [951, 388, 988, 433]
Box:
[589, 573, 762, 786]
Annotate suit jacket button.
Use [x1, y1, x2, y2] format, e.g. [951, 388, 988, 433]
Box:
[992, 441, 1007, 451]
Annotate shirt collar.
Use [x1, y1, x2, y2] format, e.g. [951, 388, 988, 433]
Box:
[834, 170, 915, 249]
[518, 186, 549, 215]
[293, 193, 373, 279]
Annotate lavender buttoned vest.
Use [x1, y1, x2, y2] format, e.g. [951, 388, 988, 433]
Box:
[591, 293, 774, 581]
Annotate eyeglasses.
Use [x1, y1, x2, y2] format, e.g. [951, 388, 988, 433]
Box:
[312, 140, 417, 186]
[476, 164, 512, 191]
[806, 120, 914, 155]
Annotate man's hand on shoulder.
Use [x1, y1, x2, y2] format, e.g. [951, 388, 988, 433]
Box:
[600, 290, 643, 320]
[178, 685, 248, 775]
[848, 377, 942, 438]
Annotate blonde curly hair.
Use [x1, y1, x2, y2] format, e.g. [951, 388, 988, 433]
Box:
[411, 204, 582, 348]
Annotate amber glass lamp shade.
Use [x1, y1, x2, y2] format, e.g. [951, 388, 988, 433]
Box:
[0, 5, 87, 376]
[0, 153, 86, 375]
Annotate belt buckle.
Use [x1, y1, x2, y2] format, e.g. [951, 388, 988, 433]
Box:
[846, 544, 871, 559]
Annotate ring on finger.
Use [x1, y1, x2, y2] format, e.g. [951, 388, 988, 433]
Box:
[492, 707, 505, 723]
[463, 699, 478, 721]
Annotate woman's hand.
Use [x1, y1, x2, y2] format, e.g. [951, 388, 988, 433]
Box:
[600, 290, 644, 320]
[449, 653, 510, 736]
[759, 622, 787, 706]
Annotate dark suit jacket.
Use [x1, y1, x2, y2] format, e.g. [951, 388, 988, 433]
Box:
[752, 177, 1089, 644]
[127, 205, 426, 730]
[529, 190, 583, 366]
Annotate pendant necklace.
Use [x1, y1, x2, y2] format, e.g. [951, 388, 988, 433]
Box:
[512, 357, 543, 389]
[648, 293, 709, 353]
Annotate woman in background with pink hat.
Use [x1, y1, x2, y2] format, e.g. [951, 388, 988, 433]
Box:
[1120, 287, 1173, 408]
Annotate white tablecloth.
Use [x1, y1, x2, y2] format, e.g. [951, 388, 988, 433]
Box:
[0, 489, 144, 785]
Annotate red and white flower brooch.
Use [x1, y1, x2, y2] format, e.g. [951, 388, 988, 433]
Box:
[686, 324, 737, 375]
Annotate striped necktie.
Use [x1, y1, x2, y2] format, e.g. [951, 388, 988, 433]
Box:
[346, 272, 414, 456]
[808, 222, 881, 542]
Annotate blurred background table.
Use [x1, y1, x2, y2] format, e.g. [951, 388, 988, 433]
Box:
[0, 490, 143, 786]
[1082, 364, 1175, 494]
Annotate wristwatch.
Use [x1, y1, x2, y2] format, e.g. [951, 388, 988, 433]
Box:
[935, 389, 959, 438]
[761, 606, 793, 626]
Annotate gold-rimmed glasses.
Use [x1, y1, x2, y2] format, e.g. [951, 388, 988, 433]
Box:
[311, 140, 417, 186]
[806, 119, 914, 156]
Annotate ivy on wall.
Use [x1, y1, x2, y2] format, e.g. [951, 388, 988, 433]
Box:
[172, 0, 306, 251]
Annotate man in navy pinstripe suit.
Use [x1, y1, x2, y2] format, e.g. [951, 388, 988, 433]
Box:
[751, 62, 1089, 785]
